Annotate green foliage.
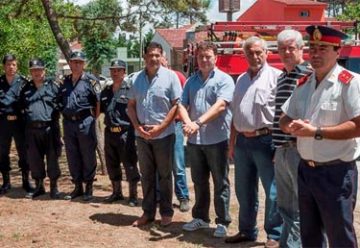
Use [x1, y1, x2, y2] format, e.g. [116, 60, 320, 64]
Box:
[0, 0, 76, 76]
[338, 3, 360, 37]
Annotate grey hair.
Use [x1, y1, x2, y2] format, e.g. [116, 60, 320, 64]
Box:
[277, 29, 304, 48]
[243, 36, 268, 52]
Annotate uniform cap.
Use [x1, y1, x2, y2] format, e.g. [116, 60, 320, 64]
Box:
[29, 59, 45, 69]
[109, 59, 126, 69]
[306, 25, 348, 46]
[70, 51, 86, 61]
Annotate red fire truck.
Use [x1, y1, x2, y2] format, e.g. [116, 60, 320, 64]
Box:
[183, 21, 360, 79]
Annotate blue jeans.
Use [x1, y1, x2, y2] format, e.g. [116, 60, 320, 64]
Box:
[187, 140, 231, 225]
[234, 134, 282, 240]
[298, 159, 358, 247]
[173, 121, 189, 200]
[274, 146, 301, 248]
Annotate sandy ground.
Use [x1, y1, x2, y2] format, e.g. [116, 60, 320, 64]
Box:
[0, 152, 359, 248]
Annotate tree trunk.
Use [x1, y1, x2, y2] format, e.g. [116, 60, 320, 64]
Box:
[40, 0, 71, 62]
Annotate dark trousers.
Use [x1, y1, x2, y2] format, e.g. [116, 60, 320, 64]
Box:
[104, 128, 140, 182]
[25, 126, 60, 180]
[187, 140, 232, 226]
[136, 134, 175, 219]
[298, 159, 358, 248]
[63, 116, 97, 183]
[0, 118, 28, 173]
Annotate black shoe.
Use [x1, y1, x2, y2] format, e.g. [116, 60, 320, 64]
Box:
[22, 171, 34, 193]
[0, 172, 11, 194]
[64, 183, 83, 200]
[128, 181, 138, 207]
[50, 180, 61, 199]
[224, 232, 256, 244]
[26, 179, 45, 199]
[83, 182, 93, 201]
[104, 193, 124, 203]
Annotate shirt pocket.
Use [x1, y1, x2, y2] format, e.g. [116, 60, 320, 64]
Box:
[319, 100, 340, 126]
[254, 88, 270, 105]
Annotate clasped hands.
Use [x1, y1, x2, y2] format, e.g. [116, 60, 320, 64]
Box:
[182, 121, 200, 136]
[287, 119, 317, 137]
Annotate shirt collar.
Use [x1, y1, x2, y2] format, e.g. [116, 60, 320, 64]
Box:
[196, 67, 216, 82]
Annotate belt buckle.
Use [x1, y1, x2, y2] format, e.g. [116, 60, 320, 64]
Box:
[307, 160, 316, 167]
[110, 127, 121, 133]
[71, 116, 77, 121]
[7, 115, 17, 121]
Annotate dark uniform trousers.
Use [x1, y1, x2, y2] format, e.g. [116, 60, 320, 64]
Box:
[0, 117, 28, 173]
[298, 159, 358, 248]
[25, 123, 60, 180]
[104, 127, 140, 182]
[136, 134, 175, 220]
[63, 116, 97, 183]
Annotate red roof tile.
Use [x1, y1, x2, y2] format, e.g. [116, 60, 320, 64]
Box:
[273, 0, 327, 5]
[156, 25, 194, 48]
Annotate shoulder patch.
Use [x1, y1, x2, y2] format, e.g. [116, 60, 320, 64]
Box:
[338, 70, 354, 85]
[297, 74, 311, 87]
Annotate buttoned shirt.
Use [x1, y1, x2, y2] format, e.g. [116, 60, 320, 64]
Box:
[100, 79, 132, 127]
[181, 67, 234, 145]
[282, 64, 360, 162]
[272, 62, 312, 148]
[0, 74, 28, 116]
[21, 79, 60, 122]
[60, 72, 101, 116]
[232, 63, 281, 132]
[128, 66, 182, 139]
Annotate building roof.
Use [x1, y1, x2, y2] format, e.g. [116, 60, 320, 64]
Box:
[155, 25, 194, 48]
[273, 0, 327, 5]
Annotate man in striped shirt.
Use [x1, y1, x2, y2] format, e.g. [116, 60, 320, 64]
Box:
[272, 29, 312, 247]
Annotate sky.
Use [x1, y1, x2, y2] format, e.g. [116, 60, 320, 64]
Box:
[72, 0, 255, 22]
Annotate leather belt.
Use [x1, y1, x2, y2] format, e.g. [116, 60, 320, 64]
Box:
[280, 141, 297, 148]
[240, 127, 271, 138]
[0, 115, 18, 121]
[27, 121, 51, 129]
[63, 109, 92, 121]
[304, 159, 345, 168]
[107, 125, 128, 133]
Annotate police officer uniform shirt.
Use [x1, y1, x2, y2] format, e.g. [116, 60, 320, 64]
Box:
[0, 74, 28, 116]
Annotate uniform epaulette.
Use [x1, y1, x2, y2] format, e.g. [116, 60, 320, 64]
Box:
[19, 75, 30, 83]
[338, 70, 354, 85]
[297, 74, 311, 87]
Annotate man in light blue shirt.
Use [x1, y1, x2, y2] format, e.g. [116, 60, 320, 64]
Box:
[127, 42, 182, 227]
[179, 41, 234, 238]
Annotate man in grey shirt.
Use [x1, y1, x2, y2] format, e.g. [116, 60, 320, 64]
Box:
[226, 36, 282, 247]
[127, 42, 182, 227]
[179, 41, 234, 238]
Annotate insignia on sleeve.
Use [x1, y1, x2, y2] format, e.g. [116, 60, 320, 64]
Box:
[338, 70, 354, 84]
[297, 74, 310, 87]
[93, 82, 101, 94]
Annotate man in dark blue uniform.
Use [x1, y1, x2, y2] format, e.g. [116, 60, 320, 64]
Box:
[0, 54, 33, 194]
[60, 51, 101, 201]
[20, 59, 62, 199]
[100, 59, 140, 206]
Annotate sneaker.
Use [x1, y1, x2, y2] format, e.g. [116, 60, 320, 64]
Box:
[213, 224, 227, 238]
[182, 218, 209, 231]
[179, 199, 190, 212]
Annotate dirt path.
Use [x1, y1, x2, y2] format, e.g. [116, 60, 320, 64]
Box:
[0, 157, 359, 248]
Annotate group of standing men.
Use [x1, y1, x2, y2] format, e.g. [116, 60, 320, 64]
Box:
[0, 24, 358, 248]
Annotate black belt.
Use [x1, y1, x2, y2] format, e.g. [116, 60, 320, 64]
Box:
[106, 125, 129, 133]
[302, 159, 346, 168]
[0, 114, 18, 121]
[63, 109, 92, 121]
[279, 141, 297, 148]
[27, 121, 51, 129]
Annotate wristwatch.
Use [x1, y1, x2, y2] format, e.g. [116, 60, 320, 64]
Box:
[195, 119, 203, 127]
[314, 127, 323, 140]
